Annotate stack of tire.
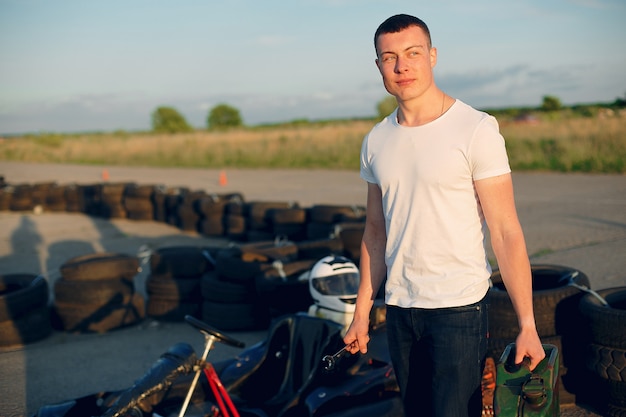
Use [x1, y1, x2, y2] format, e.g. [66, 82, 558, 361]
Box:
[43, 183, 67, 212]
[487, 264, 592, 405]
[305, 204, 366, 264]
[0, 274, 52, 347]
[267, 205, 309, 242]
[99, 183, 128, 219]
[579, 286, 626, 416]
[145, 246, 217, 321]
[0, 182, 11, 210]
[52, 253, 145, 333]
[202, 239, 341, 331]
[244, 201, 299, 242]
[197, 193, 246, 238]
[8, 184, 34, 211]
[30, 182, 53, 212]
[174, 189, 208, 232]
[123, 184, 156, 221]
[64, 184, 86, 213]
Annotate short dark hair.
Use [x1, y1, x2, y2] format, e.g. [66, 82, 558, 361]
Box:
[374, 14, 432, 51]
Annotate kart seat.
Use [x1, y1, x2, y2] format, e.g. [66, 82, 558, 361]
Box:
[220, 313, 344, 413]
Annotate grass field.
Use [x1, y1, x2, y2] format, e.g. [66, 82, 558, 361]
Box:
[1, 112, 624, 173]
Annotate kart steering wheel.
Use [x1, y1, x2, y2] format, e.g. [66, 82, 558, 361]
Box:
[184, 315, 245, 348]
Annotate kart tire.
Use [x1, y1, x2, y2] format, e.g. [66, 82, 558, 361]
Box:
[149, 246, 215, 278]
[295, 237, 344, 260]
[0, 274, 49, 321]
[0, 304, 52, 347]
[146, 298, 200, 321]
[246, 201, 295, 231]
[54, 278, 135, 305]
[200, 271, 256, 303]
[54, 293, 145, 333]
[60, 253, 140, 281]
[124, 184, 156, 199]
[488, 264, 590, 339]
[580, 287, 626, 349]
[145, 274, 202, 301]
[587, 343, 626, 382]
[309, 204, 365, 224]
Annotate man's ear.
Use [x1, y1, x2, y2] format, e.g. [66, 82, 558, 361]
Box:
[430, 47, 437, 68]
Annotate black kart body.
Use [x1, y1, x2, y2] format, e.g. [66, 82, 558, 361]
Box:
[32, 313, 401, 417]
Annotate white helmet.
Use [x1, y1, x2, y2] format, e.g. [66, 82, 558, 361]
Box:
[309, 255, 360, 313]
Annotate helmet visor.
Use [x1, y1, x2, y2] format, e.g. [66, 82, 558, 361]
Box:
[312, 272, 360, 296]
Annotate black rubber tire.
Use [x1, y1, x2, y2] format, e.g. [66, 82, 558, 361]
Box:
[246, 201, 295, 231]
[199, 215, 225, 237]
[296, 237, 344, 260]
[201, 300, 269, 331]
[54, 278, 135, 305]
[0, 305, 52, 347]
[200, 271, 256, 303]
[146, 298, 200, 322]
[587, 343, 626, 382]
[309, 204, 366, 224]
[123, 196, 154, 212]
[580, 287, 626, 349]
[488, 264, 590, 339]
[609, 379, 626, 408]
[268, 207, 307, 224]
[149, 246, 215, 278]
[145, 274, 202, 301]
[54, 293, 145, 333]
[99, 203, 127, 219]
[60, 253, 140, 281]
[215, 242, 298, 282]
[0, 274, 49, 321]
[305, 222, 336, 240]
[197, 196, 227, 216]
[224, 214, 247, 240]
[124, 184, 156, 199]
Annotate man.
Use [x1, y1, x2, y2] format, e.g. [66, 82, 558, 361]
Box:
[343, 14, 545, 416]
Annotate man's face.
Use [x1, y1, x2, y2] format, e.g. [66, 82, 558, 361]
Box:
[375, 25, 437, 103]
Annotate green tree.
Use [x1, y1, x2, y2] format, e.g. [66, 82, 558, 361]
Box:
[377, 96, 397, 120]
[207, 103, 243, 129]
[151, 106, 193, 133]
[541, 95, 562, 112]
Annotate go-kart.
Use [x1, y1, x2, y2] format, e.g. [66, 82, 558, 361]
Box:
[32, 313, 402, 417]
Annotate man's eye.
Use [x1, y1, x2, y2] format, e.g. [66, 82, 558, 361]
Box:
[382, 55, 396, 63]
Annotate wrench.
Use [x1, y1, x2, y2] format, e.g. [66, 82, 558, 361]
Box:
[321, 345, 349, 371]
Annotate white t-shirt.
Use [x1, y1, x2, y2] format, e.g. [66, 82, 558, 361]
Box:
[360, 100, 511, 308]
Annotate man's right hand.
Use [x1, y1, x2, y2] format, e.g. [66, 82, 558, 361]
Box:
[343, 318, 371, 354]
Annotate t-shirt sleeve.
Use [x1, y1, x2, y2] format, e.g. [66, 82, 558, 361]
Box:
[470, 115, 511, 181]
[359, 133, 377, 184]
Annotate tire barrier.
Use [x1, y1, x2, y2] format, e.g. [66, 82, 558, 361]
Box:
[0, 177, 617, 415]
[145, 246, 218, 321]
[52, 253, 144, 333]
[580, 287, 626, 416]
[0, 274, 52, 347]
[487, 264, 592, 405]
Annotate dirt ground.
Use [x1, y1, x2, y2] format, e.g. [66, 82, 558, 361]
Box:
[0, 161, 624, 416]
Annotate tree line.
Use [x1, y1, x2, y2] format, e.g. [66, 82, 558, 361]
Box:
[154, 93, 626, 134]
[152, 103, 243, 133]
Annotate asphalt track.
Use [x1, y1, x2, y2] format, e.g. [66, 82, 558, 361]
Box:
[0, 161, 624, 416]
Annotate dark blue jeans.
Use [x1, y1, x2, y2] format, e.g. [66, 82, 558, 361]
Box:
[386, 295, 488, 417]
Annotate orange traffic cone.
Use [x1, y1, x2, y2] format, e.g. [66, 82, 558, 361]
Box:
[102, 169, 110, 181]
[219, 170, 228, 186]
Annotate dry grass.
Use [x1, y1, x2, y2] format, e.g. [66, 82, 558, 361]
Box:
[1, 114, 624, 173]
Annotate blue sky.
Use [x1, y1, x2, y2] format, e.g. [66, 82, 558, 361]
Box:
[1, 0, 624, 134]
